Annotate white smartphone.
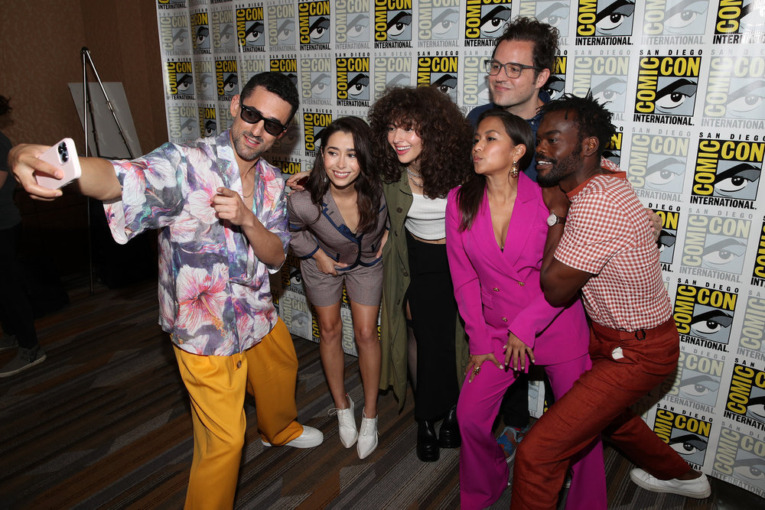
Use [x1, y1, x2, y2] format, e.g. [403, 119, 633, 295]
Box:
[36, 138, 82, 189]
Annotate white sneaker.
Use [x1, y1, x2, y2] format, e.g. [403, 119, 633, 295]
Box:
[357, 411, 378, 459]
[261, 425, 324, 448]
[331, 394, 358, 448]
[630, 468, 711, 499]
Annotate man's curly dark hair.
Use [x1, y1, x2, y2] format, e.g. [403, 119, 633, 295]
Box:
[539, 92, 616, 158]
[493, 17, 559, 75]
[367, 86, 473, 199]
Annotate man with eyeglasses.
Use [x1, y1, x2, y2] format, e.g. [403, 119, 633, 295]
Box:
[9, 72, 323, 509]
[466, 15, 560, 466]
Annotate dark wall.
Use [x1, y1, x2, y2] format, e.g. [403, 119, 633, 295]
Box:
[0, 1, 167, 281]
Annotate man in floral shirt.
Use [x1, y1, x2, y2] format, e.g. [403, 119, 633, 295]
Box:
[10, 72, 323, 509]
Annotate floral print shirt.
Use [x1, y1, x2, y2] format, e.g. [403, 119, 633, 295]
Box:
[104, 131, 289, 355]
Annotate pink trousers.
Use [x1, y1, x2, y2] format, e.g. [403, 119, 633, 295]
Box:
[458, 353, 606, 510]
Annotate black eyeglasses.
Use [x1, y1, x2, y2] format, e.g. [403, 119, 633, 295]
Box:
[484, 59, 541, 79]
[240, 104, 287, 136]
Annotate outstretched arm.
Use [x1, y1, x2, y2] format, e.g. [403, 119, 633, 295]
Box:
[10, 144, 121, 201]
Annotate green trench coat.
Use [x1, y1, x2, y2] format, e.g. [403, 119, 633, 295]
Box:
[378, 172, 469, 409]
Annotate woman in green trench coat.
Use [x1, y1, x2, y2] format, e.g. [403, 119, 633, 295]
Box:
[370, 86, 473, 462]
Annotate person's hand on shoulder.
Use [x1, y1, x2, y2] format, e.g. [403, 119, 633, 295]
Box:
[285, 171, 310, 192]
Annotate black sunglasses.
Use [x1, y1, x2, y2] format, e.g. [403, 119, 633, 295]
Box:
[240, 104, 287, 136]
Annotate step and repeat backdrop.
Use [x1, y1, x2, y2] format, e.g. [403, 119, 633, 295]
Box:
[155, 0, 765, 495]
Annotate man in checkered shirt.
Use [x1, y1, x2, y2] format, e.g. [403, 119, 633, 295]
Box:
[509, 93, 711, 510]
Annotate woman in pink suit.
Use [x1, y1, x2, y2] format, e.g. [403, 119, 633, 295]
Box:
[445, 110, 606, 510]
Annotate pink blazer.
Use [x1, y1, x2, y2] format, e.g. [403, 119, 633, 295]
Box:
[445, 173, 589, 365]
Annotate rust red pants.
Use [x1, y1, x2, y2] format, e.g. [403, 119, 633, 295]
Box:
[511, 318, 691, 510]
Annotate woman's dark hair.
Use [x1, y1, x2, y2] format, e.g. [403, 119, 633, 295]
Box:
[456, 110, 534, 231]
[368, 86, 473, 199]
[304, 116, 382, 234]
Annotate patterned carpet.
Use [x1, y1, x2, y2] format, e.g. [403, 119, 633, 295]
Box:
[0, 279, 757, 509]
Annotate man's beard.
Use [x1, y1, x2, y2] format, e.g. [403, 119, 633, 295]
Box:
[536, 147, 582, 188]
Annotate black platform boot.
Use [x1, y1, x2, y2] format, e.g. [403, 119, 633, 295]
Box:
[439, 405, 461, 448]
[417, 420, 440, 462]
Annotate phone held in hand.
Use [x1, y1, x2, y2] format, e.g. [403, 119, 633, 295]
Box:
[36, 138, 82, 189]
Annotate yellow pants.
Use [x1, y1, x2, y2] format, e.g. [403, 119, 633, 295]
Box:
[174, 318, 304, 510]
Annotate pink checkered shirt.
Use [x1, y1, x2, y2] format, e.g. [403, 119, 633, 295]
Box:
[554, 165, 672, 331]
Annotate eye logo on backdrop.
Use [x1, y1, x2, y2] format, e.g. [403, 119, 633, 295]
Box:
[301, 54, 332, 105]
[703, 54, 765, 128]
[417, 53, 459, 102]
[373, 52, 412, 101]
[336, 55, 370, 107]
[235, 5, 265, 52]
[572, 53, 630, 117]
[462, 51, 490, 109]
[714, 426, 765, 495]
[303, 110, 332, 157]
[239, 57, 268, 85]
[654, 208, 680, 268]
[418, 0, 460, 47]
[157, 0, 186, 8]
[667, 349, 724, 411]
[212, 7, 236, 52]
[159, 12, 192, 55]
[714, 0, 765, 44]
[681, 212, 752, 281]
[691, 139, 763, 209]
[336, 0, 371, 49]
[215, 58, 238, 100]
[642, 0, 710, 43]
[603, 132, 622, 165]
[190, 10, 211, 54]
[546, 55, 567, 100]
[753, 219, 765, 287]
[739, 293, 765, 357]
[674, 283, 738, 351]
[269, 56, 298, 88]
[517, 0, 571, 38]
[374, 0, 413, 48]
[464, 0, 512, 47]
[267, 2, 297, 50]
[724, 363, 765, 426]
[166, 59, 195, 100]
[653, 407, 712, 468]
[198, 105, 216, 138]
[299, 0, 331, 50]
[575, 0, 635, 44]
[167, 105, 199, 142]
[634, 53, 702, 125]
[629, 132, 690, 198]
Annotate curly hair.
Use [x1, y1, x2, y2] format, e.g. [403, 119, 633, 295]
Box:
[493, 17, 559, 74]
[540, 92, 615, 158]
[368, 86, 473, 199]
[456, 110, 534, 231]
[304, 116, 382, 234]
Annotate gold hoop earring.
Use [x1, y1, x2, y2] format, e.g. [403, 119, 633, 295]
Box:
[511, 161, 519, 178]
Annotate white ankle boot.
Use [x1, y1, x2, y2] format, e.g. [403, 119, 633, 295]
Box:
[332, 394, 358, 448]
[357, 411, 378, 459]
